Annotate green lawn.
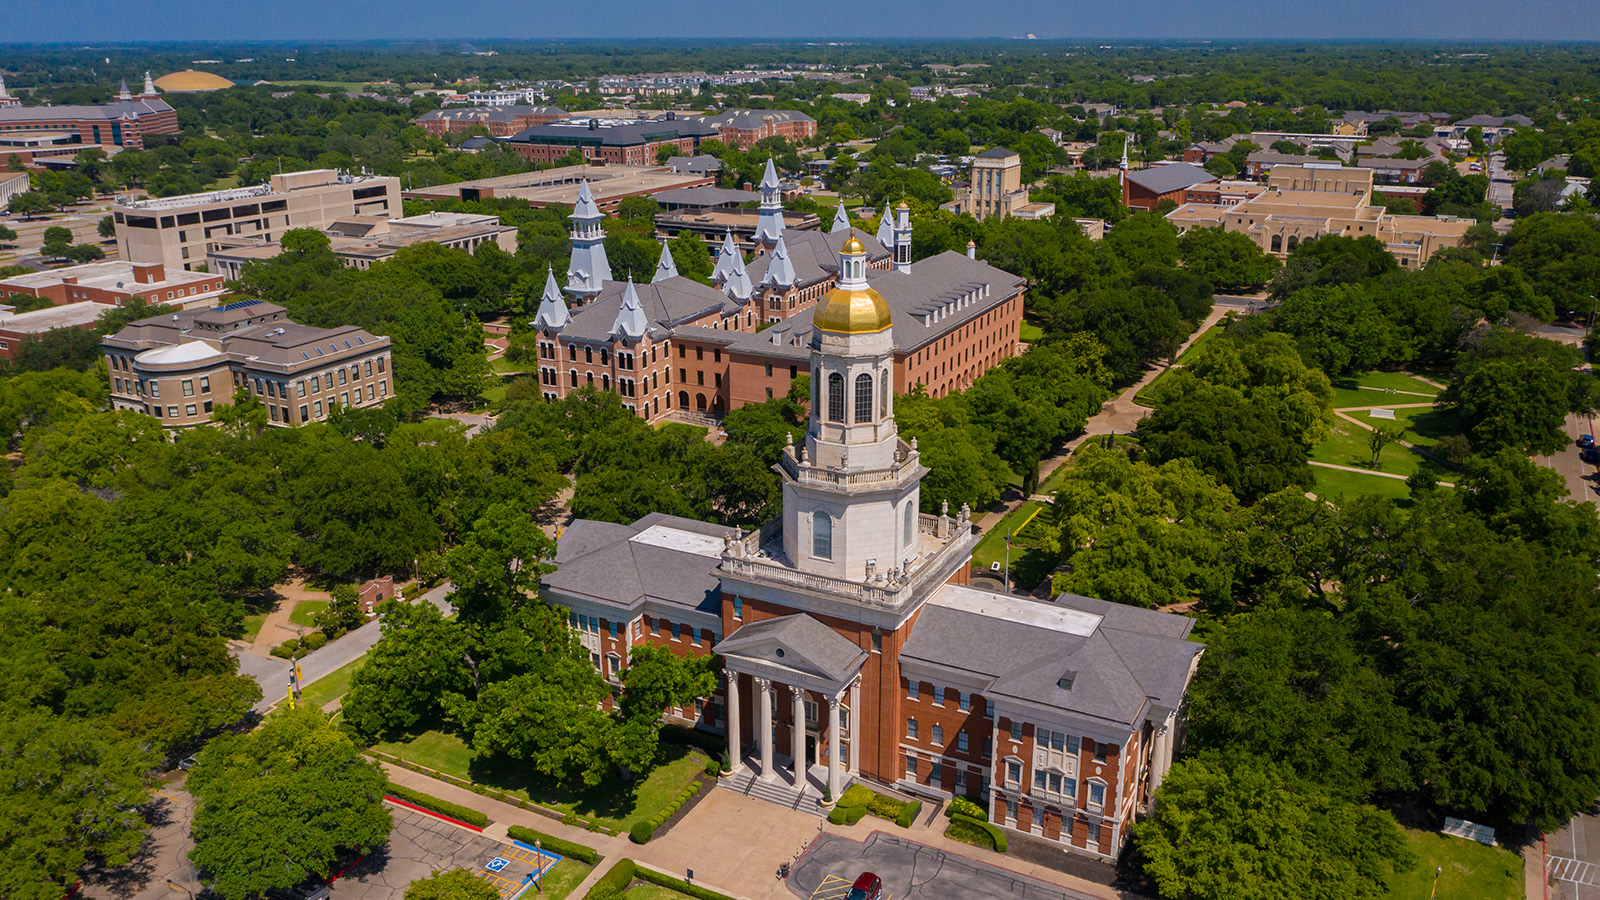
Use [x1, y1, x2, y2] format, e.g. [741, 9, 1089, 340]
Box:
[1175, 322, 1225, 365]
[241, 613, 267, 643]
[375, 729, 709, 831]
[298, 657, 365, 710]
[622, 884, 693, 900]
[490, 355, 527, 374]
[1384, 829, 1522, 900]
[1311, 417, 1424, 477]
[1329, 372, 1441, 409]
[973, 499, 1045, 569]
[1133, 367, 1178, 409]
[1019, 321, 1045, 343]
[1311, 465, 1414, 503]
[289, 600, 327, 628]
[539, 859, 591, 900]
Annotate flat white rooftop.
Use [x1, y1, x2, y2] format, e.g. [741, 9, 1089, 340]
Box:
[630, 524, 725, 558]
[931, 583, 1103, 638]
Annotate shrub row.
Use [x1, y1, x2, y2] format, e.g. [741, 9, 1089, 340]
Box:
[505, 825, 600, 865]
[384, 781, 490, 827]
[947, 814, 1007, 853]
[629, 781, 702, 843]
[583, 859, 636, 900]
[269, 631, 330, 659]
[633, 863, 741, 900]
[827, 804, 869, 825]
[945, 795, 986, 820]
[368, 751, 620, 837]
[837, 784, 917, 827]
[895, 800, 922, 828]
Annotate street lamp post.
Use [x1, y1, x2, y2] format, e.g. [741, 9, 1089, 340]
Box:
[535, 839, 544, 893]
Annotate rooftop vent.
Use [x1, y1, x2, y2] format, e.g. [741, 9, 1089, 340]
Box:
[1056, 670, 1076, 691]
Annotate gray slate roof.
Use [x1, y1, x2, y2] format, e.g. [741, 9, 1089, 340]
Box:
[544, 513, 727, 614]
[688, 109, 817, 130]
[713, 614, 868, 684]
[976, 146, 1019, 159]
[1125, 162, 1217, 195]
[554, 276, 737, 342]
[0, 97, 173, 123]
[900, 587, 1201, 729]
[745, 227, 888, 288]
[654, 186, 759, 208]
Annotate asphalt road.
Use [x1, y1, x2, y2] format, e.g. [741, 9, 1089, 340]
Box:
[1547, 809, 1600, 900]
[788, 832, 1103, 900]
[234, 582, 455, 714]
[79, 774, 200, 900]
[1534, 413, 1600, 507]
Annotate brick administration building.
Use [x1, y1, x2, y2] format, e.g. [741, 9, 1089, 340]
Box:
[542, 262, 1201, 859]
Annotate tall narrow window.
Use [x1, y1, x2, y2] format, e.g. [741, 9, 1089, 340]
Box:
[813, 511, 833, 559]
[827, 372, 845, 423]
[880, 369, 890, 418]
[854, 373, 873, 423]
[904, 502, 914, 547]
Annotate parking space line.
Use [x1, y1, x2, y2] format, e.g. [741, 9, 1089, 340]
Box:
[1550, 855, 1600, 886]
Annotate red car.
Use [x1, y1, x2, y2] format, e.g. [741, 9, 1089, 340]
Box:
[846, 873, 882, 900]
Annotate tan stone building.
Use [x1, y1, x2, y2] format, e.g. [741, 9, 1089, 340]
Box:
[112, 169, 402, 271]
[962, 147, 1029, 222]
[1166, 165, 1472, 267]
[205, 211, 517, 280]
[102, 299, 393, 430]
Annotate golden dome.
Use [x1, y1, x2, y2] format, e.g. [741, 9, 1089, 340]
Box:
[896, 200, 910, 210]
[815, 285, 892, 334]
[153, 70, 233, 92]
[840, 235, 866, 255]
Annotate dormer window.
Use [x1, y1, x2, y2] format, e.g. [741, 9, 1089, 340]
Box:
[1057, 671, 1075, 691]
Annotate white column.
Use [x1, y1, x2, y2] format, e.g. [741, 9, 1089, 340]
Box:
[723, 668, 741, 772]
[757, 677, 775, 780]
[1150, 718, 1173, 795]
[827, 694, 843, 797]
[848, 677, 861, 775]
[791, 685, 807, 788]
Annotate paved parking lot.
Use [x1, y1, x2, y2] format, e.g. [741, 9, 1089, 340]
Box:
[1548, 809, 1600, 900]
[332, 805, 533, 900]
[787, 832, 1101, 900]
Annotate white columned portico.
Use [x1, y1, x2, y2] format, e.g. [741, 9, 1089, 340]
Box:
[791, 685, 807, 787]
[827, 694, 843, 796]
[848, 677, 861, 775]
[757, 677, 775, 780]
[723, 669, 741, 772]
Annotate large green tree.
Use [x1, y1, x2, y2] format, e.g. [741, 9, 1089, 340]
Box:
[188, 706, 391, 900]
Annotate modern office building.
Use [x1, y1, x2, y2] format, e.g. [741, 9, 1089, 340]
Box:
[403, 164, 713, 213]
[544, 262, 1201, 859]
[413, 105, 567, 137]
[0, 261, 226, 310]
[111, 169, 402, 271]
[102, 299, 393, 430]
[205, 211, 517, 280]
[506, 115, 718, 166]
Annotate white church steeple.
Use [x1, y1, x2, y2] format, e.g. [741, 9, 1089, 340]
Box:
[753, 158, 786, 249]
[565, 180, 611, 304]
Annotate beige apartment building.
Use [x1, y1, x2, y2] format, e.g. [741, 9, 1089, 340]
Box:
[102, 299, 393, 430]
[112, 169, 403, 272]
[1166, 165, 1472, 267]
[962, 148, 1029, 222]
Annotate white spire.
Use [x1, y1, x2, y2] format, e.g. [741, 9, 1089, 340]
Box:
[711, 231, 739, 284]
[829, 199, 851, 233]
[724, 247, 753, 301]
[762, 234, 796, 288]
[0, 75, 8, 99]
[893, 201, 913, 274]
[142, 70, 156, 97]
[652, 239, 678, 283]
[572, 179, 602, 220]
[1120, 134, 1130, 172]
[875, 200, 895, 247]
[118, 79, 131, 101]
[534, 267, 570, 330]
[613, 279, 649, 339]
[754, 158, 786, 245]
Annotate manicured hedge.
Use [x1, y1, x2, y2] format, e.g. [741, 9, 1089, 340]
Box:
[583, 859, 636, 900]
[384, 781, 490, 827]
[303, 631, 329, 651]
[946, 795, 986, 820]
[895, 800, 922, 828]
[827, 804, 869, 825]
[270, 640, 299, 659]
[947, 814, 1007, 852]
[629, 780, 703, 843]
[634, 864, 741, 900]
[506, 825, 600, 864]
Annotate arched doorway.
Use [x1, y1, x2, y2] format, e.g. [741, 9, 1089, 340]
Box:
[696, 393, 707, 411]
[678, 391, 688, 409]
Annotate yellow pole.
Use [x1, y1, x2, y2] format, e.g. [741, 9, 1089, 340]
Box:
[287, 686, 295, 708]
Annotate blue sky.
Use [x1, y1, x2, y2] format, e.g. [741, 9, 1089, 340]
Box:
[8, 0, 1600, 42]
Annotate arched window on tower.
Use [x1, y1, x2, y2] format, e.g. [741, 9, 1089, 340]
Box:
[880, 368, 890, 419]
[828, 372, 845, 422]
[903, 501, 914, 548]
[1270, 234, 1283, 254]
[855, 373, 873, 423]
[813, 511, 833, 559]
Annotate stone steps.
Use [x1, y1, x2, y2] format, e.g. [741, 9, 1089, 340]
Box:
[719, 769, 828, 818]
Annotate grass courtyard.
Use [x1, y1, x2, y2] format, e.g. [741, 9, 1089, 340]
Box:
[298, 657, 365, 710]
[374, 728, 710, 832]
[538, 858, 591, 900]
[289, 600, 327, 628]
[1384, 828, 1522, 900]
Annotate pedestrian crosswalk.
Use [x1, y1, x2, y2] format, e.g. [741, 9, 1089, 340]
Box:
[1549, 855, 1600, 887]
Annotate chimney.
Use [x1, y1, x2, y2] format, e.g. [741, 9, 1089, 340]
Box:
[132, 262, 164, 284]
[966, 240, 976, 260]
[61, 276, 78, 285]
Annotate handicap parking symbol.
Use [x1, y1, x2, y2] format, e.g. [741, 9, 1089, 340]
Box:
[486, 857, 510, 872]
